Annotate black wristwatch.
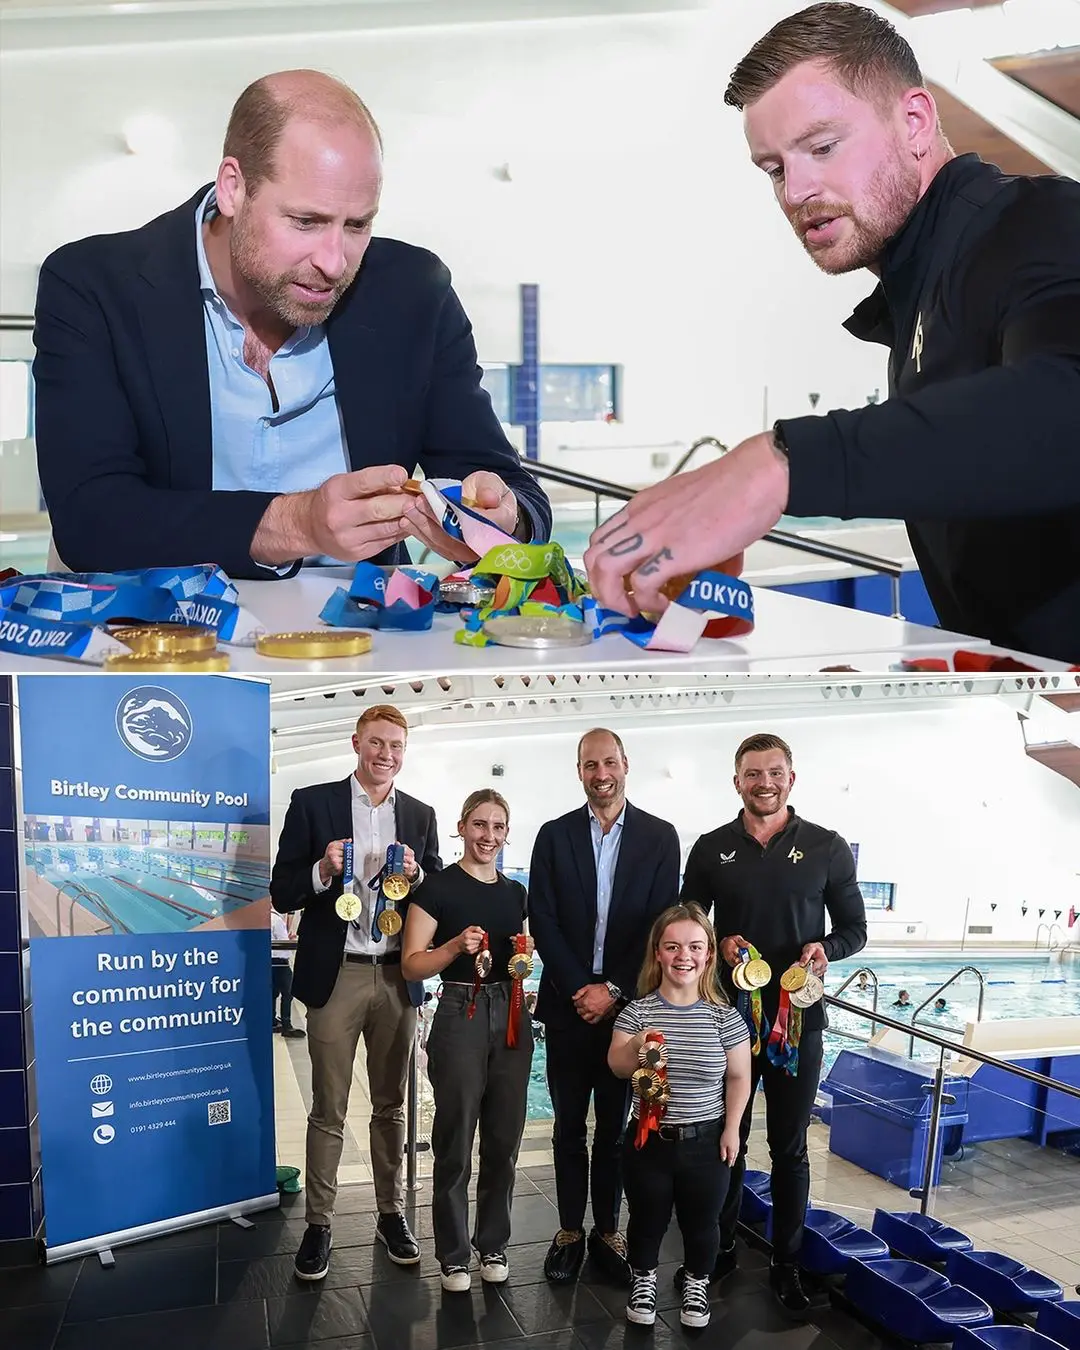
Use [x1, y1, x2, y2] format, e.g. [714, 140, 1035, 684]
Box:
[771, 421, 790, 459]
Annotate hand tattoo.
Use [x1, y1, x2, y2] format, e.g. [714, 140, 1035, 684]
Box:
[638, 548, 673, 576]
[605, 532, 644, 558]
[591, 510, 630, 548]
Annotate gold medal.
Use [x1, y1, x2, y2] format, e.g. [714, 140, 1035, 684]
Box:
[731, 962, 750, 992]
[475, 948, 493, 980]
[103, 648, 230, 672]
[110, 624, 217, 656]
[335, 892, 362, 922]
[780, 964, 809, 993]
[508, 951, 534, 980]
[381, 872, 410, 902]
[788, 972, 824, 1008]
[255, 630, 374, 660]
[377, 905, 402, 936]
[631, 1067, 670, 1103]
[743, 958, 772, 989]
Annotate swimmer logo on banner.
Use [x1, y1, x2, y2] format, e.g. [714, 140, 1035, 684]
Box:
[17, 675, 277, 1260]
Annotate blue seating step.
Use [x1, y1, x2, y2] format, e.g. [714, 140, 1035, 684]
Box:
[801, 1209, 890, 1276]
[873, 1209, 975, 1264]
[1036, 1301, 1080, 1350]
[946, 1251, 1065, 1316]
[953, 1327, 1070, 1350]
[845, 1257, 994, 1343]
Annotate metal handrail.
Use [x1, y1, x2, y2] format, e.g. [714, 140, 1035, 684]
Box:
[827, 994, 1080, 1100]
[832, 965, 881, 1036]
[668, 435, 728, 477]
[909, 965, 986, 1054]
[1036, 922, 1066, 950]
[521, 458, 905, 617]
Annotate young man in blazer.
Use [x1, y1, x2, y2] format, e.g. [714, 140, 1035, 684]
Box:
[33, 69, 550, 577]
[271, 704, 441, 1282]
[529, 729, 680, 1286]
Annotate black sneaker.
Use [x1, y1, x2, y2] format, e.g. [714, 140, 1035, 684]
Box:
[626, 1268, 657, 1326]
[713, 1243, 738, 1282]
[272, 1018, 282, 1033]
[376, 1212, 421, 1265]
[282, 1026, 307, 1039]
[680, 1271, 711, 1328]
[294, 1223, 332, 1281]
[770, 1261, 811, 1318]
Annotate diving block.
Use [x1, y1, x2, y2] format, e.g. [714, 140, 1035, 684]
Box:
[738, 1169, 773, 1226]
[873, 1210, 974, 1263]
[845, 1258, 994, 1343]
[953, 1327, 1072, 1350]
[1036, 1300, 1080, 1350]
[800, 1209, 890, 1276]
[946, 1251, 1065, 1315]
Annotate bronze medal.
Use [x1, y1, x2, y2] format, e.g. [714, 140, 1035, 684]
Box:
[642, 1044, 666, 1071]
[475, 948, 493, 980]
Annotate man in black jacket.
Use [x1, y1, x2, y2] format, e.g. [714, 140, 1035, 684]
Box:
[33, 68, 550, 578]
[584, 3, 1080, 664]
[270, 704, 441, 1281]
[529, 729, 680, 1286]
[681, 732, 866, 1316]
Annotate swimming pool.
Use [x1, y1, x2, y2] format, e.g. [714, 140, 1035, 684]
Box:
[513, 954, 1079, 1122]
[24, 842, 270, 936]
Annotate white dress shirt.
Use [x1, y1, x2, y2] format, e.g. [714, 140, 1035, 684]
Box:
[311, 776, 424, 956]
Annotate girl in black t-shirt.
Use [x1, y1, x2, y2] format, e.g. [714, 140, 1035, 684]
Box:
[402, 789, 534, 1294]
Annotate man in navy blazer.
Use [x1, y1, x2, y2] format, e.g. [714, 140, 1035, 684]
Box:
[32, 69, 550, 578]
[270, 704, 441, 1282]
[529, 729, 680, 1286]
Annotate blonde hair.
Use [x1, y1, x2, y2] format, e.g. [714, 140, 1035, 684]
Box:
[637, 904, 726, 1007]
[458, 788, 510, 830]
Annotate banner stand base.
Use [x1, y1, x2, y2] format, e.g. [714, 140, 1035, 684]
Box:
[44, 1190, 281, 1265]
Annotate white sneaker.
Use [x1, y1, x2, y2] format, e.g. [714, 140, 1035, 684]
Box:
[440, 1264, 471, 1293]
[626, 1268, 658, 1325]
[479, 1252, 509, 1283]
[681, 1271, 711, 1328]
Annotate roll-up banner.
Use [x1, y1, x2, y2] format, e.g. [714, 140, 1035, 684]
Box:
[17, 675, 277, 1261]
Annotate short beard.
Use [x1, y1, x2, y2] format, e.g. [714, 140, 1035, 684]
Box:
[230, 204, 352, 328]
[795, 152, 920, 275]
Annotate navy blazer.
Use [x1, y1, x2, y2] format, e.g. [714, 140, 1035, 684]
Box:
[32, 186, 552, 579]
[528, 801, 681, 1030]
[269, 776, 442, 1010]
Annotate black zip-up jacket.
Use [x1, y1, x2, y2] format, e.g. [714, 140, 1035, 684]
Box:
[680, 808, 867, 1032]
[777, 155, 1080, 664]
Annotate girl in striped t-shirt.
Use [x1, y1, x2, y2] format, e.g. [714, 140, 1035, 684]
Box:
[608, 903, 751, 1330]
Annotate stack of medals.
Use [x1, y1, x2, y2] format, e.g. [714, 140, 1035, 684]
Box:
[768, 963, 824, 1075]
[506, 934, 534, 1048]
[107, 624, 229, 671]
[732, 947, 772, 1057]
[469, 930, 493, 1019]
[370, 843, 409, 940]
[335, 840, 363, 922]
[632, 1031, 670, 1148]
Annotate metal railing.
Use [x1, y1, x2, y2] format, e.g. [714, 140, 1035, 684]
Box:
[909, 965, 986, 1054]
[831, 965, 881, 1038]
[523, 459, 905, 618]
[668, 435, 728, 477]
[1036, 922, 1066, 950]
[826, 993, 1080, 1220]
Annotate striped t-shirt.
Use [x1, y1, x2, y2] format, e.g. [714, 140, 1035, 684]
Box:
[614, 993, 750, 1125]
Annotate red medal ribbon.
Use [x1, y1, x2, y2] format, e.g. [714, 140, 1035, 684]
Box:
[468, 929, 491, 1020]
[506, 934, 529, 1048]
[634, 1031, 668, 1150]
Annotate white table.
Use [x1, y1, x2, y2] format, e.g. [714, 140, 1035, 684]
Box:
[1, 569, 1066, 674]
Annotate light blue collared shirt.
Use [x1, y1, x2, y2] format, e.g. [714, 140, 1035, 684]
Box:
[195, 188, 350, 505]
[589, 804, 626, 975]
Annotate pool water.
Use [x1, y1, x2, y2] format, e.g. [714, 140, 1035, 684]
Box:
[514, 955, 1079, 1122]
[24, 841, 270, 936]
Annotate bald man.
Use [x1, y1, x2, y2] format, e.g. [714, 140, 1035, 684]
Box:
[34, 71, 551, 577]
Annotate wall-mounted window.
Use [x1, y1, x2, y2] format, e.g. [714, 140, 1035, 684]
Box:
[858, 881, 896, 911]
[480, 362, 621, 425]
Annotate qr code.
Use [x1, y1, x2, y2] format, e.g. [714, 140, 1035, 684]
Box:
[207, 1099, 231, 1126]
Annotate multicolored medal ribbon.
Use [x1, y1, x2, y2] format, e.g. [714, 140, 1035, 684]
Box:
[469, 931, 493, 1019]
[335, 840, 363, 923]
[320, 562, 440, 632]
[632, 1031, 670, 1149]
[591, 568, 755, 653]
[768, 964, 825, 1077]
[367, 843, 409, 941]
[454, 541, 588, 648]
[732, 946, 771, 1057]
[506, 935, 534, 1048]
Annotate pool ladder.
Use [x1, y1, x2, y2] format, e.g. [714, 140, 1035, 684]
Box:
[830, 963, 987, 1058]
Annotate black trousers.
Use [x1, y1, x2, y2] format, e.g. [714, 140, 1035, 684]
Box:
[623, 1122, 730, 1276]
[719, 1029, 823, 1263]
[545, 1018, 631, 1234]
[272, 963, 294, 1027]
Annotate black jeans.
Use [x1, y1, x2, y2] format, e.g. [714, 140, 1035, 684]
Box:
[545, 1018, 631, 1234]
[623, 1122, 730, 1276]
[426, 983, 533, 1266]
[719, 1029, 823, 1263]
[272, 964, 294, 1028]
